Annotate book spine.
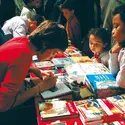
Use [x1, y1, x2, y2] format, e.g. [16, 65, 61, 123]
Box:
[66, 101, 79, 115]
[98, 99, 123, 123]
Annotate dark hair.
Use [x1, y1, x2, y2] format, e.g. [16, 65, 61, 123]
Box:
[23, 0, 30, 4]
[60, 1, 74, 11]
[29, 20, 68, 52]
[30, 14, 44, 26]
[113, 4, 125, 24]
[88, 28, 111, 50]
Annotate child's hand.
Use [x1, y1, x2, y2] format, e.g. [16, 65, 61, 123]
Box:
[111, 42, 121, 53]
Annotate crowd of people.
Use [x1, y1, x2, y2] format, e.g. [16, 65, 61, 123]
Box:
[0, 0, 125, 125]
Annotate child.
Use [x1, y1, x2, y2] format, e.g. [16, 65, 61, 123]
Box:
[60, 1, 82, 49]
[2, 14, 44, 40]
[21, 0, 41, 18]
[88, 28, 111, 67]
[109, 4, 125, 88]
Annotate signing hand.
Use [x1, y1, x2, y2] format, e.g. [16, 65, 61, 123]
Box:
[38, 76, 57, 92]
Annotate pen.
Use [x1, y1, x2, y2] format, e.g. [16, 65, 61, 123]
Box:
[74, 122, 78, 125]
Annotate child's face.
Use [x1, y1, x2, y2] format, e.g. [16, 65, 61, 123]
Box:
[62, 9, 74, 20]
[32, 0, 41, 8]
[89, 34, 105, 54]
[112, 14, 125, 43]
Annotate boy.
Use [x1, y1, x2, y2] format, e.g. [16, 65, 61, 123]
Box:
[2, 14, 44, 40]
[60, 1, 82, 49]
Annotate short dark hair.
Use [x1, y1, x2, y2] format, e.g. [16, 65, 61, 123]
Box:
[88, 28, 111, 50]
[29, 20, 68, 52]
[30, 14, 44, 26]
[113, 4, 125, 24]
[60, 1, 74, 11]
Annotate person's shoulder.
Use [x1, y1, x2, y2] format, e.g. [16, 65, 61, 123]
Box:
[68, 15, 80, 25]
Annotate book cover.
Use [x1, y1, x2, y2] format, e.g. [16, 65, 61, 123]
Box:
[75, 99, 106, 122]
[52, 58, 75, 67]
[35, 61, 55, 70]
[71, 56, 92, 63]
[85, 74, 120, 98]
[40, 76, 72, 99]
[107, 94, 125, 117]
[38, 99, 79, 121]
[79, 63, 110, 74]
[75, 98, 123, 123]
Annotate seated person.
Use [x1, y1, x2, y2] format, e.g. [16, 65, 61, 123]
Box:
[60, 1, 82, 49]
[21, 0, 41, 18]
[0, 20, 68, 112]
[88, 28, 111, 67]
[109, 4, 125, 88]
[2, 14, 44, 40]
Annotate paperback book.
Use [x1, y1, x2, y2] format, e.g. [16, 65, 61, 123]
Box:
[85, 74, 120, 98]
[52, 58, 75, 67]
[71, 56, 92, 63]
[35, 60, 55, 70]
[107, 94, 125, 117]
[75, 98, 123, 124]
[38, 99, 79, 121]
[40, 76, 72, 99]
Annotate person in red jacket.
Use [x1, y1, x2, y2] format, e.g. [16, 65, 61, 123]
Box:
[0, 20, 68, 112]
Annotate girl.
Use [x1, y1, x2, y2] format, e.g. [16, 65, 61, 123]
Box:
[109, 4, 125, 88]
[88, 28, 111, 67]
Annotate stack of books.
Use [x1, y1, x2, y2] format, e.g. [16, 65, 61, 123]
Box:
[106, 94, 125, 117]
[85, 74, 120, 98]
[75, 98, 123, 125]
[38, 99, 79, 121]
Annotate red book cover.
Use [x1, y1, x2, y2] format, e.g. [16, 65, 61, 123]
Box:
[38, 99, 79, 121]
[75, 98, 123, 124]
[98, 98, 123, 123]
[107, 94, 125, 117]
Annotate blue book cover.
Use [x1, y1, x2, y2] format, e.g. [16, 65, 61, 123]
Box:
[86, 74, 119, 90]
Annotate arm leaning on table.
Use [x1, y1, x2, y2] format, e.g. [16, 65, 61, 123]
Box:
[13, 76, 57, 107]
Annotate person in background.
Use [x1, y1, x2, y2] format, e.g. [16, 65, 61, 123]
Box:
[60, 1, 82, 49]
[109, 4, 125, 88]
[21, 0, 41, 18]
[2, 14, 44, 40]
[103, 0, 125, 31]
[0, 20, 68, 112]
[0, 26, 7, 45]
[88, 28, 111, 67]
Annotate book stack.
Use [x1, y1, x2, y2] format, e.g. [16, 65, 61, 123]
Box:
[106, 94, 125, 117]
[75, 98, 123, 125]
[38, 99, 79, 121]
[85, 74, 120, 98]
